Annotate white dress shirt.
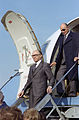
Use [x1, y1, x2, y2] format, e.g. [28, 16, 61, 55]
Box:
[35, 60, 41, 68]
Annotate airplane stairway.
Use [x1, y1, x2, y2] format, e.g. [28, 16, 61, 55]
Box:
[12, 61, 79, 120]
[35, 61, 79, 120]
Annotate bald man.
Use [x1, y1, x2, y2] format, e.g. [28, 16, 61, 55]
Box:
[51, 23, 79, 97]
[18, 50, 54, 108]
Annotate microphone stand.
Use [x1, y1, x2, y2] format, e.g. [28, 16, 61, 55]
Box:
[0, 71, 22, 90]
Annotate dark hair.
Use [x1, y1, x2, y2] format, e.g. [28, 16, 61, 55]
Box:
[23, 108, 41, 120]
[0, 107, 23, 120]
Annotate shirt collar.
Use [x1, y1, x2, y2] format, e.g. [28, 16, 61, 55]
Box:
[65, 30, 70, 38]
[36, 60, 41, 67]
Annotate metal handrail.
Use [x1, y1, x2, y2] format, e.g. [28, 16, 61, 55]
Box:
[52, 61, 77, 91]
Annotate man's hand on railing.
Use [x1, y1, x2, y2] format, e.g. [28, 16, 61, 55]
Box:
[47, 86, 52, 94]
[50, 61, 56, 67]
[18, 90, 24, 97]
[74, 57, 79, 62]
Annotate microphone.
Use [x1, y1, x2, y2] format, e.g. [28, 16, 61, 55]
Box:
[14, 69, 24, 74]
[14, 69, 19, 71]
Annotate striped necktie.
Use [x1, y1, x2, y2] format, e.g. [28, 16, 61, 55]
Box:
[63, 35, 66, 43]
[64, 35, 66, 41]
[33, 63, 37, 72]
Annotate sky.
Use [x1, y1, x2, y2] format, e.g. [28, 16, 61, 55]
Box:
[0, 0, 79, 108]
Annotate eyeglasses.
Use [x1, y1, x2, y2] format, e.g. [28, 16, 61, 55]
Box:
[61, 29, 66, 31]
[32, 54, 40, 57]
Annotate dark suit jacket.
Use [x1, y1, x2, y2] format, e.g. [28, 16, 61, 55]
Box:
[23, 60, 54, 107]
[51, 31, 79, 80]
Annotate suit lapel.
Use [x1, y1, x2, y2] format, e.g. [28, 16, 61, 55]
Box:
[32, 61, 43, 77]
[32, 64, 36, 72]
[64, 32, 72, 45]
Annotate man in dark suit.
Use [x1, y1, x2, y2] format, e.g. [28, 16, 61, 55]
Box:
[18, 50, 54, 108]
[51, 23, 79, 97]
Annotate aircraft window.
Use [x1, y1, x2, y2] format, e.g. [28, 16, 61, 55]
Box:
[41, 40, 50, 55]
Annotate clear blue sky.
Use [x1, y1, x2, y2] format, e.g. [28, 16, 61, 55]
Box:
[0, 0, 79, 106]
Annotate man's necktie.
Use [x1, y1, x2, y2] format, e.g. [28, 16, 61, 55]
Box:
[64, 35, 66, 43]
[35, 63, 37, 67]
[33, 63, 37, 72]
